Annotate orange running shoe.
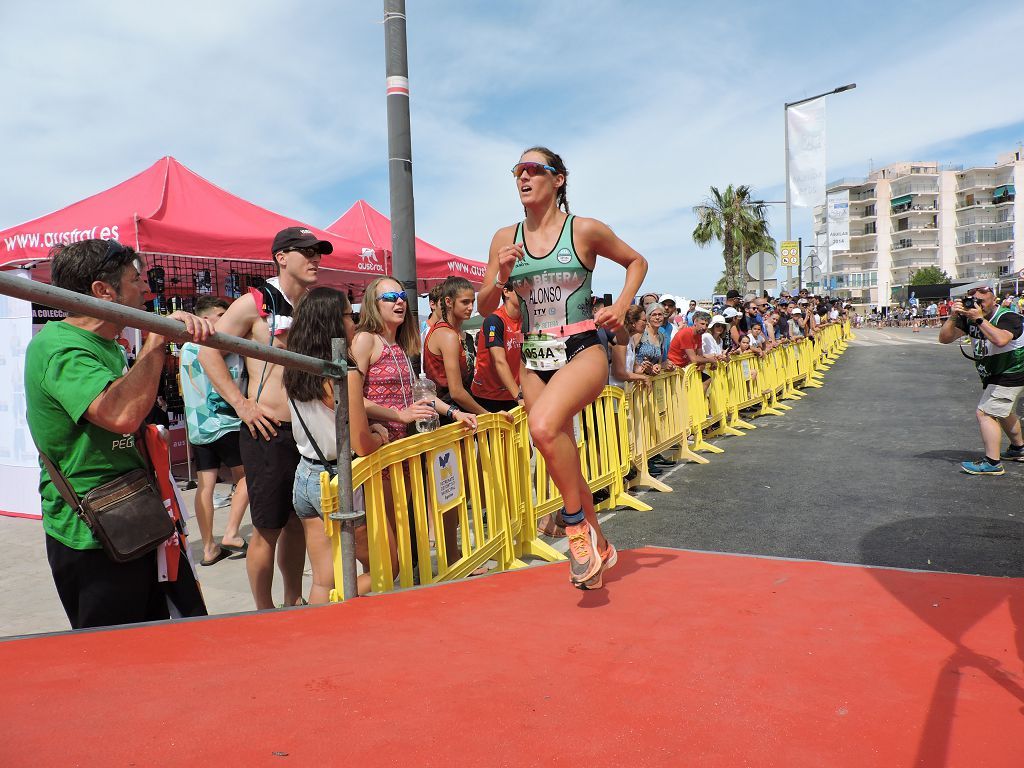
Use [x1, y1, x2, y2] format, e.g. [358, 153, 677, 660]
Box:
[576, 541, 617, 590]
[565, 520, 602, 584]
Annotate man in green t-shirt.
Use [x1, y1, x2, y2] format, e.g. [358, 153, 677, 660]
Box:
[25, 238, 214, 629]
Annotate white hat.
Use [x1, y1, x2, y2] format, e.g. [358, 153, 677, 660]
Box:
[659, 294, 677, 304]
[708, 314, 727, 328]
[722, 306, 741, 319]
[792, 307, 803, 315]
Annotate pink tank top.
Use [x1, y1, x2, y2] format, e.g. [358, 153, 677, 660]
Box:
[364, 338, 412, 442]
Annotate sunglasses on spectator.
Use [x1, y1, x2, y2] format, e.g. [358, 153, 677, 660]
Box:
[378, 290, 408, 303]
[511, 161, 557, 177]
[96, 240, 143, 278]
[286, 247, 321, 259]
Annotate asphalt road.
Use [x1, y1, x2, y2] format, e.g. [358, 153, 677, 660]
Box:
[601, 326, 1024, 578]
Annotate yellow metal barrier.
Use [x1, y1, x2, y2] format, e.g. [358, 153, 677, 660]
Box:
[624, 371, 707, 492]
[318, 319, 853, 601]
[322, 413, 523, 600]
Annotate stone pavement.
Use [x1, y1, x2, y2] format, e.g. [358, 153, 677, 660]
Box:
[0, 484, 303, 638]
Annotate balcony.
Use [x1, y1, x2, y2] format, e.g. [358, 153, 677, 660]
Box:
[957, 226, 1013, 245]
[956, 250, 1012, 266]
[891, 198, 938, 214]
[893, 237, 938, 251]
[956, 212, 1014, 227]
[850, 189, 877, 202]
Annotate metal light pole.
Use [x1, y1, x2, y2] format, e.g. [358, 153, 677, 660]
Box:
[384, 0, 418, 328]
[784, 83, 856, 291]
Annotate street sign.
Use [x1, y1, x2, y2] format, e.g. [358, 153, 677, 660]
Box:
[780, 241, 800, 267]
[746, 252, 777, 280]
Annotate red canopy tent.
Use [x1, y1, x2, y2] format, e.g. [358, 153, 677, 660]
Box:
[0, 157, 386, 288]
[326, 200, 486, 293]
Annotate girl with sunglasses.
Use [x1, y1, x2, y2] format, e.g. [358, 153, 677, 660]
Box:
[353, 277, 477, 573]
[477, 146, 648, 590]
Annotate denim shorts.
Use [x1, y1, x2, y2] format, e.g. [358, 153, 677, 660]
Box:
[292, 456, 333, 520]
[292, 456, 368, 521]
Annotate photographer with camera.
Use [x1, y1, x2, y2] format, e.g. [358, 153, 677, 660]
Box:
[939, 285, 1024, 475]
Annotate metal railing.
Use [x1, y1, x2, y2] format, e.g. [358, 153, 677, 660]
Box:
[0, 270, 364, 599]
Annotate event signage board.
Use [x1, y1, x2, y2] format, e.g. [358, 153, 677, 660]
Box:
[779, 241, 800, 267]
[787, 97, 826, 207]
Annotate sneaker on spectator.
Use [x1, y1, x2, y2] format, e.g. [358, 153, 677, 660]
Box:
[565, 520, 602, 584]
[576, 541, 618, 590]
[1000, 444, 1024, 462]
[647, 460, 664, 477]
[960, 458, 1005, 476]
[213, 490, 232, 508]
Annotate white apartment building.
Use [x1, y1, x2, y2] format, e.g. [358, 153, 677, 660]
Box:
[813, 149, 1022, 307]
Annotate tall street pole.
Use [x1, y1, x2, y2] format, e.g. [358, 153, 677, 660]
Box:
[784, 83, 856, 293]
[384, 0, 418, 327]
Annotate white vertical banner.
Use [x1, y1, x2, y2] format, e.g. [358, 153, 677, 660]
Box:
[0, 271, 41, 519]
[787, 97, 827, 207]
[827, 190, 850, 252]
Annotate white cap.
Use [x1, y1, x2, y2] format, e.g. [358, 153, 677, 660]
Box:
[708, 314, 727, 328]
[722, 306, 741, 319]
[659, 294, 676, 304]
[792, 307, 803, 315]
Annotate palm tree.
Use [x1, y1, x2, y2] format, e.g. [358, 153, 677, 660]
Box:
[693, 185, 775, 293]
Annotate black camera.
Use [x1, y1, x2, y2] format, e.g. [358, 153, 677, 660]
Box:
[962, 296, 976, 310]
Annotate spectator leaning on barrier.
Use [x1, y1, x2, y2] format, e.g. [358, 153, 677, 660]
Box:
[423, 276, 488, 419]
[668, 310, 723, 395]
[702, 315, 728, 358]
[638, 303, 670, 367]
[938, 284, 1024, 476]
[788, 306, 806, 338]
[25, 238, 214, 630]
[284, 287, 392, 603]
[179, 296, 250, 567]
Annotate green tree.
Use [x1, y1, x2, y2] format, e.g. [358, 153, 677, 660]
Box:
[910, 266, 952, 285]
[693, 185, 775, 293]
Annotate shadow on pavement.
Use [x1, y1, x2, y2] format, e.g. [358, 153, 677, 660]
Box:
[860, 515, 1024, 767]
[913, 449, 974, 465]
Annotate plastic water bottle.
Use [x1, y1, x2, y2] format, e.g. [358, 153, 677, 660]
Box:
[412, 374, 440, 432]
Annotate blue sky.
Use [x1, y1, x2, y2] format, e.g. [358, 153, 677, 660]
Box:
[2, 1, 1023, 301]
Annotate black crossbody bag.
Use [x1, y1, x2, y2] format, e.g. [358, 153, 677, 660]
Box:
[290, 398, 337, 477]
[36, 435, 174, 563]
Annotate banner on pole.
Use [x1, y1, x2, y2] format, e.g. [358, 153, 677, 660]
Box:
[786, 97, 826, 208]
[827, 191, 850, 252]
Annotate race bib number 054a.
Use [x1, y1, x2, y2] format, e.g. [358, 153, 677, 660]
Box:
[523, 333, 568, 371]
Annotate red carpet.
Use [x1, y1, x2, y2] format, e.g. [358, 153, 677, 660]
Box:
[2, 547, 1023, 767]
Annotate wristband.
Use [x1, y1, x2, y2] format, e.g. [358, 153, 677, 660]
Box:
[974, 317, 984, 326]
[446, 404, 458, 420]
[495, 274, 510, 287]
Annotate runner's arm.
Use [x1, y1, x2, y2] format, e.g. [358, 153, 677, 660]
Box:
[579, 218, 648, 333]
[478, 225, 522, 317]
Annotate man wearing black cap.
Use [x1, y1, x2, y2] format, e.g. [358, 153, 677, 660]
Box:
[199, 226, 338, 609]
[725, 289, 742, 312]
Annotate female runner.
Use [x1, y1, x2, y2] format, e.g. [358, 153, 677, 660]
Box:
[477, 147, 647, 589]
